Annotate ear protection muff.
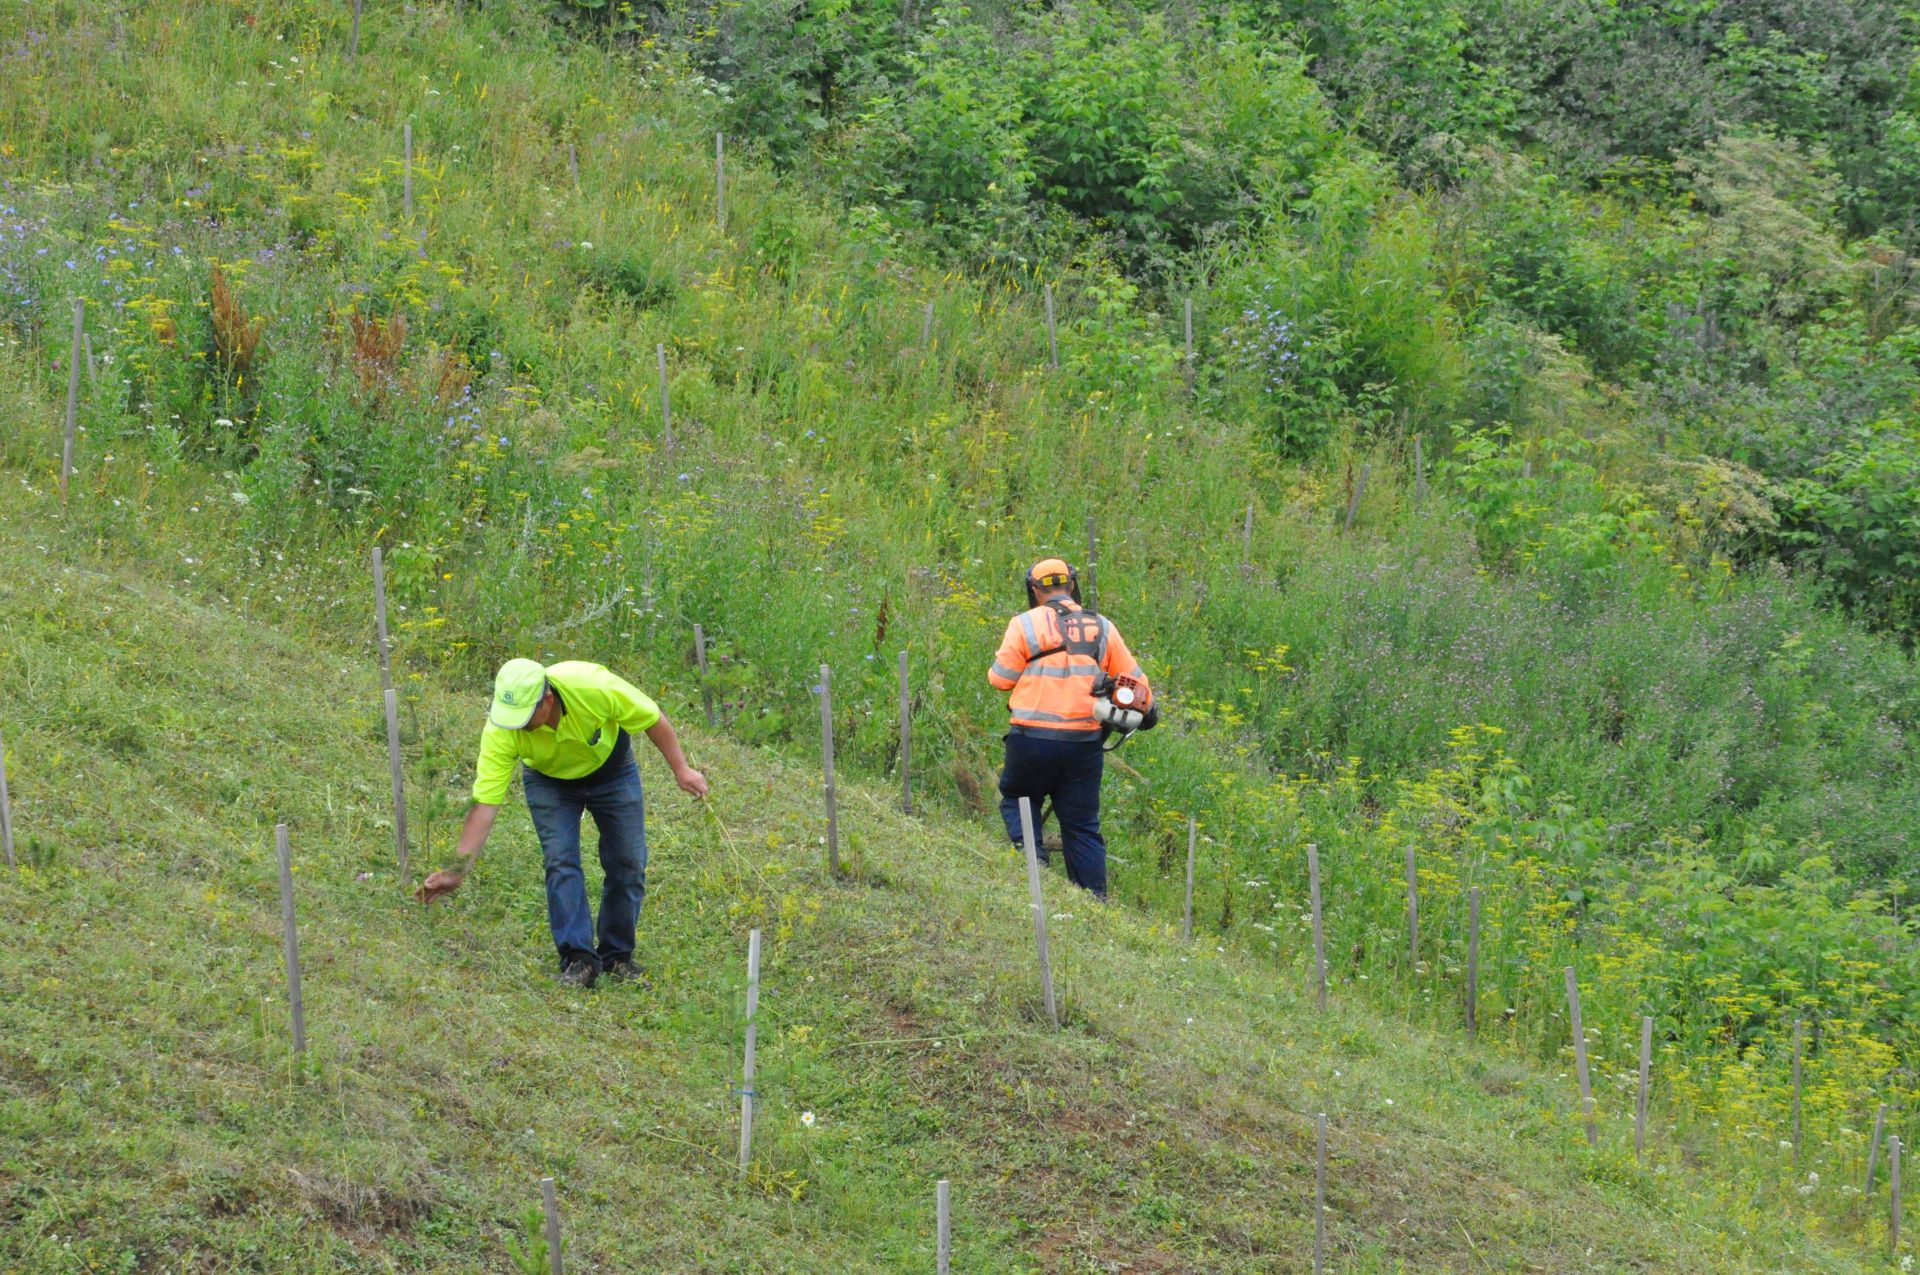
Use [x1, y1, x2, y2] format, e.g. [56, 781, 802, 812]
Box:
[1024, 560, 1083, 609]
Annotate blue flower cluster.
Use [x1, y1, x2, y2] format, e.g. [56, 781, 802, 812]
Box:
[1228, 291, 1304, 395]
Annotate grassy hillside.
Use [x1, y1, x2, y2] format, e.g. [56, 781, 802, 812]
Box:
[0, 490, 1881, 1273]
[0, 1, 1915, 1267]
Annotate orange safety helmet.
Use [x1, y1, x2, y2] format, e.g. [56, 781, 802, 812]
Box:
[1024, 557, 1083, 608]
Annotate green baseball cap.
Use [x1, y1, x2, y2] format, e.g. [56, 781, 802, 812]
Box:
[489, 658, 548, 729]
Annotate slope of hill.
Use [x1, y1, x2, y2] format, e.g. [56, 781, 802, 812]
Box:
[0, 494, 1876, 1273]
[0, 2, 1914, 1268]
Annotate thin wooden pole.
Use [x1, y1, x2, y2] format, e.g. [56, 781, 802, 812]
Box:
[936, 1178, 951, 1275]
[921, 301, 934, 349]
[384, 687, 409, 883]
[1565, 967, 1597, 1147]
[1182, 817, 1196, 942]
[275, 824, 307, 1055]
[1894, 1136, 1904, 1253]
[897, 650, 912, 814]
[1044, 284, 1058, 368]
[371, 546, 393, 693]
[1084, 514, 1098, 611]
[694, 623, 715, 728]
[568, 142, 579, 191]
[541, 1176, 564, 1275]
[1017, 797, 1059, 1029]
[1183, 296, 1193, 366]
[1791, 1019, 1804, 1167]
[1413, 435, 1426, 505]
[1313, 1112, 1327, 1275]
[1241, 503, 1253, 567]
[1307, 843, 1327, 1013]
[0, 727, 15, 870]
[1343, 463, 1370, 534]
[1403, 844, 1419, 969]
[1465, 886, 1481, 1036]
[738, 927, 761, 1171]
[715, 132, 725, 233]
[1869, 1103, 1889, 1193]
[819, 665, 839, 874]
[403, 121, 413, 218]
[349, 0, 362, 62]
[1635, 1015, 1653, 1160]
[656, 343, 674, 454]
[61, 298, 83, 503]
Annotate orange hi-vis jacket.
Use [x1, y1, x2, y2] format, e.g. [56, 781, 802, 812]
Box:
[989, 600, 1149, 741]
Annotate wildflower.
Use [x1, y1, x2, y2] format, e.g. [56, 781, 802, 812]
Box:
[800, 1111, 816, 1128]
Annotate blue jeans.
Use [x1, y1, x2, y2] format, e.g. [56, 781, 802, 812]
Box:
[998, 731, 1107, 898]
[522, 730, 648, 971]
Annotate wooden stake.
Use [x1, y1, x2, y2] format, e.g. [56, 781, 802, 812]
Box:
[1343, 462, 1370, 534]
[61, 298, 82, 504]
[0, 727, 15, 870]
[1465, 886, 1480, 1036]
[384, 687, 409, 883]
[1636, 1014, 1653, 1160]
[1791, 1019, 1804, 1166]
[349, 0, 362, 62]
[541, 1176, 564, 1275]
[738, 927, 761, 1171]
[1017, 797, 1059, 1029]
[656, 342, 674, 454]
[1182, 817, 1196, 942]
[403, 121, 413, 218]
[1241, 503, 1253, 567]
[1314, 1112, 1328, 1275]
[1565, 967, 1597, 1147]
[275, 824, 307, 1055]
[694, 623, 715, 728]
[715, 132, 725, 233]
[1307, 843, 1327, 1013]
[371, 546, 393, 693]
[897, 650, 911, 814]
[1895, 1136, 1904, 1253]
[1044, 284, 1058, 369]
[1183, 295, 1193, 367]
[1403, 843, 1419, 969]
[921, 301, 934, 349]
[568, 142, 579, 191]
[1869, 1103, 1888, 1193]
[1413, 435, 1426, 505]
[1084, 513, 1098, 611]
[936, 1178, 951, 1275]
[818, 665, 838, 874]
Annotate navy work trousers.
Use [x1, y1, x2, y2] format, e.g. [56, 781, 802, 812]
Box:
[997, 731, 1108, 898]
[521, 729, 648, 972]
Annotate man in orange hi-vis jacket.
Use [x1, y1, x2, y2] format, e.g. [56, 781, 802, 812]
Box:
[988, 557, 1156, 898]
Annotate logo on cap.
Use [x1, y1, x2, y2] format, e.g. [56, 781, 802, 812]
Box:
[502, 690, 517, 704]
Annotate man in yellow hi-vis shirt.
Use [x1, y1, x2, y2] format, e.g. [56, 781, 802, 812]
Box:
[418, 658, 709, 988]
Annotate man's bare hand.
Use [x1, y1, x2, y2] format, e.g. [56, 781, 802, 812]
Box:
[674, 766, 710, 798]
[416, 868, 464, 905]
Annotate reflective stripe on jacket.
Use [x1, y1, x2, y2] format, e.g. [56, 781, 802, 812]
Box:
[988, 602, 1147, 741]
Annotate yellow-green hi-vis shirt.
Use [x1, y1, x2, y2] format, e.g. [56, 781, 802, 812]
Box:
[471, 661, 662, 805]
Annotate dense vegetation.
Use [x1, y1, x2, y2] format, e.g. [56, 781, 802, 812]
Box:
[1, 0, 1916, 1261]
